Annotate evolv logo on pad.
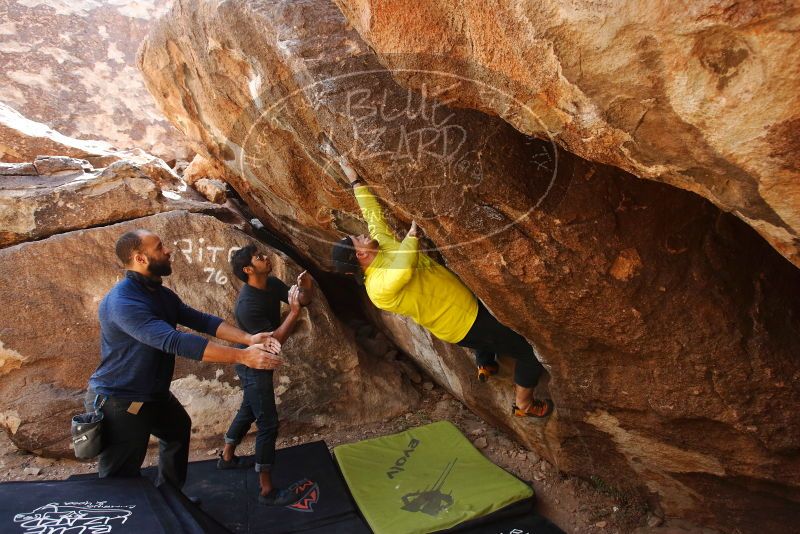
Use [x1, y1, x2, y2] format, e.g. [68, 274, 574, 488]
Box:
[386, 437, 420, 479]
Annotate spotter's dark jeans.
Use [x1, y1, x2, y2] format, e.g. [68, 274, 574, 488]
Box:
[84, 390, 191, 488]
[224, 366, 279, 472]
[457, 303, 545, 388]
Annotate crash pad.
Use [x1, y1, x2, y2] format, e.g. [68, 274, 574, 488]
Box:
[0, 477, 208, 534]
[333, 421, 535, 534]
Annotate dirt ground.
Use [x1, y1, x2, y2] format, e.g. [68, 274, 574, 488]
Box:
[1, 381, 717, 534]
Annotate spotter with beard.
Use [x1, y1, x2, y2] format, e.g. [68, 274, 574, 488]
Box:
[85, 230, 283, 497]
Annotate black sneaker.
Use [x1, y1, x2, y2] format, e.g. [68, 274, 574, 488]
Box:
[216, 453, 255, 470]
[258, 487, 300, 506]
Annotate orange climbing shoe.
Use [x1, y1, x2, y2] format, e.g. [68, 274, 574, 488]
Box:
[512, 398, 554, 418]
[477, 362, 499, 382]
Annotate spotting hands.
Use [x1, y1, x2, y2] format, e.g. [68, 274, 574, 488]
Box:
[246, 332, 283, 370]
[249, 332, 281, 352]
[240, 340, 283, 370]
[288, 284, 302, 313]
[297, 270, 312, 290]
[296, 270, 314, 305]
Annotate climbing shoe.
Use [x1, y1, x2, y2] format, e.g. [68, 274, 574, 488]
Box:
[258, 487, 300, 506]
[217, 452, 255, 470]
[477, 362, 499, 382]
[512, 398, 554, 418]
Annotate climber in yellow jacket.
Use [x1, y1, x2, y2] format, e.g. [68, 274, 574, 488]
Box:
[330, 157, 553, 418]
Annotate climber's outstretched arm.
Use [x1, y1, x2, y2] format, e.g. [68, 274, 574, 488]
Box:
[339, 157, 398, 248]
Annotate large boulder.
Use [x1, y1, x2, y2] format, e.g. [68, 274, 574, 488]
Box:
[0, 154, 222, 248]
[0, 210, 418, 457]
[139, 0, 800, 528]
[138, 1, 800, 530]
[0, 0, 190, 162]
[334, 0, 800, 269]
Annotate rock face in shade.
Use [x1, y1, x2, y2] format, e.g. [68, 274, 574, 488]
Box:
[138, 0, 800, 530]
[0, 210, 418, 457]
[334, 0, 800, 269]
[0, 154, 221, 248]
[0, 0, 190, 162]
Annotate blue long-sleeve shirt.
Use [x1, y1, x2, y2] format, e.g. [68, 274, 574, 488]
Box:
[88, 270, 224, 401]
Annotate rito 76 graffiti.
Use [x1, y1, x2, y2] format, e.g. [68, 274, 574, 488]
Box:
[173, 238, 241, 285]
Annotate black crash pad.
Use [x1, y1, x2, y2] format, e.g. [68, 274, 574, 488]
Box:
[453, 510, 565, 533]
[440, 493, 563, 534]
[148, 440, 370, 534]
[0, 477, 211, 534]
[57, 438, 563, 534]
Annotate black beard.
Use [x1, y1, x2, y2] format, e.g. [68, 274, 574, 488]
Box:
[147, 257, 172, 277]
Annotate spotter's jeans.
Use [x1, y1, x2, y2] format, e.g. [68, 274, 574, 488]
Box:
[223, 366, 279, 472]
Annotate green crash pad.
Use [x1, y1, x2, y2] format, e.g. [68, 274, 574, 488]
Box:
[333, 421, 534, 534]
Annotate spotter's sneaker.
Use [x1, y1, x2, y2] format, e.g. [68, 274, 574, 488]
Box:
[216, 453, 255, 470]
[258, 487, 301, 506]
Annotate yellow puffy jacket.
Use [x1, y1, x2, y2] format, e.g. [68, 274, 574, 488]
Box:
[355, 185, 478, 343]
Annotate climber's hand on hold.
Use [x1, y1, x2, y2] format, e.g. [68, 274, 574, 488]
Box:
[338, 156, 363, 185]
[407, 220, 419, 238]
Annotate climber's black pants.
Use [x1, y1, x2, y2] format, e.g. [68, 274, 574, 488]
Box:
[457, 303, 544, 388]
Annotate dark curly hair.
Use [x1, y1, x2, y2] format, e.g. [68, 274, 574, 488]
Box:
[231, 244, 258, 282]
